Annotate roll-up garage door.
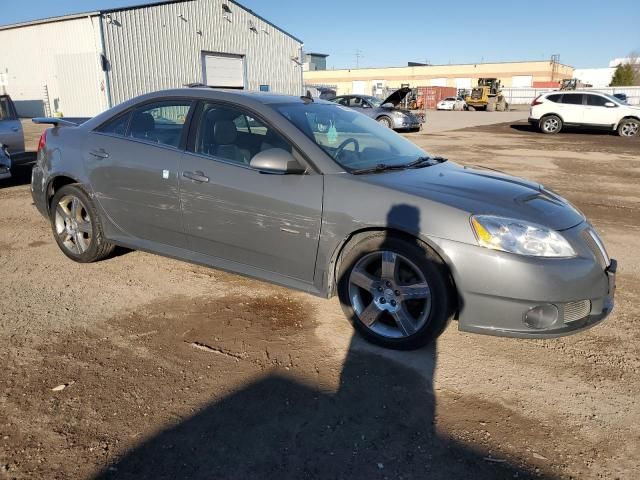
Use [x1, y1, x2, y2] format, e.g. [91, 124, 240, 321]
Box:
[202, 53, 245, 88]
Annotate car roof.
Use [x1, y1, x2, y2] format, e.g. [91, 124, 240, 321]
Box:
[82, 88, 335, 131]
[545, 90, 607, 95]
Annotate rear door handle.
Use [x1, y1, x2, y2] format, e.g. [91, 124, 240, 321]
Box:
[182, 170, 209, 183]
[89, 148, 109, 159]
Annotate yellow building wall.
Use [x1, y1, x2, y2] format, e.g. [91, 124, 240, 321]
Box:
[304, 61, 574, 95]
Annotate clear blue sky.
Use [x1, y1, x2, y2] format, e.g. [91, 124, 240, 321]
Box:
[3, 0, 639, 69]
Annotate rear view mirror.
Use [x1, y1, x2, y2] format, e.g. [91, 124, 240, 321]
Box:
[604, 102, 617, 108]
[250, 148, 305, 174]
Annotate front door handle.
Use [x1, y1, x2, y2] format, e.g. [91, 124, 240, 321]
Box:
[182, 170, 209, 183]
[11, 127, 19, 132]
[89, 148, 109, 159]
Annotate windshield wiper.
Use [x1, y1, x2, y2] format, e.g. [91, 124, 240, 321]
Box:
[351, 163, 409, 175]
[350, 156, 447, 175]
[405, 156, 448, 168]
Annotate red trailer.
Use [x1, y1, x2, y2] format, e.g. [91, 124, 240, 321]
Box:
[416, 86, 458, 109]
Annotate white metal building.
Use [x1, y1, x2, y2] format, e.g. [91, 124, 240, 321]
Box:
[0, 0, 304, 117]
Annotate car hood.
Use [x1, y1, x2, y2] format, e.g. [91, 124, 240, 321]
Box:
[360, 162, 584, 231]
[381, 87, 411, 106]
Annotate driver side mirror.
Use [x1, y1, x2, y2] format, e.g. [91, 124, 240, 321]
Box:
[250, 148, 305, 174]
[604, 102, 617, 108]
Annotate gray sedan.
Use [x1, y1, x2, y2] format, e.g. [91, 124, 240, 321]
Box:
[31, 88, 615, 349]
[331, 88, 423, 131]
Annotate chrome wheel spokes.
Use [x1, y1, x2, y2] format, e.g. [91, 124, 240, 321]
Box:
[348, 250, 432, 339]
[54, 194, 92, 255]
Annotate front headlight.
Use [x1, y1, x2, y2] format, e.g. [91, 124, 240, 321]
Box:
[392, 111, 406, 118]
[470, 215, 576, 258]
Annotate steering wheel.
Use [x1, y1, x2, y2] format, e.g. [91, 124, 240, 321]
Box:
[334, 138, 360, 160]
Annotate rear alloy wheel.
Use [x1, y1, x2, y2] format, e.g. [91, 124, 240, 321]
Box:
[51, 184, 114, 262]
[540, 115, 562, 134]
[337, 234, 454, 350]
[618, 118, 639, 137]
[377, 116, 393, 128]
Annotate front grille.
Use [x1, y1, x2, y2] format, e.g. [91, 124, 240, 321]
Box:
[564, 300, 592, 323]
[580, 228, 609, 269]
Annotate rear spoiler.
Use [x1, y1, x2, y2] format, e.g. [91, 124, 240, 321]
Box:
[32, 117, 90, 127]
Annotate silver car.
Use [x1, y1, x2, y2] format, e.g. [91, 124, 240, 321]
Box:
[31, 88, 615, 349]
[331, 88, 423, 131]
[0, 95, 25, 155]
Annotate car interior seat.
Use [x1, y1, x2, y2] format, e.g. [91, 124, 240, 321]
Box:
[212, 119, 251, 165]
[130, 112, 158, 142]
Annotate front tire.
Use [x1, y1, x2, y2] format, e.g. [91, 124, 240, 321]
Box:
[377, 116, 393, 129]
[539, 114, 562, 134]
[337, 233, 454, 350]
[617, 118, 639, 137]
[50, 184, 115, 263]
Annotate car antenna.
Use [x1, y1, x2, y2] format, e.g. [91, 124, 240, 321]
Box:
[300, 90, 314, 103]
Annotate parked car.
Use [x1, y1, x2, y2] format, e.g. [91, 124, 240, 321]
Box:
[330, 88, 423, 131]
[436, 97, 467, 111]
[31, 88, 615, 349]
[613, 93, 628, 104]
[0, 94, 25, 154]
[529, 90, 640, 136]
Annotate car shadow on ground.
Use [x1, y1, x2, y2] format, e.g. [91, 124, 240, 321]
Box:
[0, 163, 33, 188]
[93, 338, 546, 480]
[510, 123, 618, 136]
[93, 204, 549, 480]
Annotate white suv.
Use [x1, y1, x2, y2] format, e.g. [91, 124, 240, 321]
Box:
[529, 90, 639, 137]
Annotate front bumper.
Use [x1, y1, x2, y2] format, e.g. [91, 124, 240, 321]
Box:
[428, 223, 615, 338]
[393, 117, 423, 130]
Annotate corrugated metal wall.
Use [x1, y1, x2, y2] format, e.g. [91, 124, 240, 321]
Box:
[0, 16, 107, 116]
[102, 0, 303, 106]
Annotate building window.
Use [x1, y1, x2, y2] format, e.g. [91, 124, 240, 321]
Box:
[259, 85, 270, 92]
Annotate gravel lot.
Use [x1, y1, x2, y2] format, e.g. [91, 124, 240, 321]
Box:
[1, 116, 639, 479]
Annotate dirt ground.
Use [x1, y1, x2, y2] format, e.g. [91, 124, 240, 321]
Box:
[1, 119, 639, 479]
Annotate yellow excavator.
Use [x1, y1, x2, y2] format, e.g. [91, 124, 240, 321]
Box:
[465, 78, 508, 111]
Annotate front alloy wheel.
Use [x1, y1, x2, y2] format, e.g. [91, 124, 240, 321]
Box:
[618, 118, 639, 137]
[337, 233, 454, 350]
[348, 251, 431, 338]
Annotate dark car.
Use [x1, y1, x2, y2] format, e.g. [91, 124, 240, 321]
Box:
[331, 88, 423, 131]
[613, 93, 628, 104]
[31, 88, 615, 350]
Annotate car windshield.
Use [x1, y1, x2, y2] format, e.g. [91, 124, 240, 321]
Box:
[362, 96, 383, 107]
[276, 103, 429, 171]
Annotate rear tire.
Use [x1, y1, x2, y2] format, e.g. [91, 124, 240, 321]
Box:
[50, 184, 115, 263]
[467, 105, 476, 111]
[539, 114, 562, 134]
[377, 116, 393, 128]
[337, 233, 454, 350]
[617, 118, 639, 137]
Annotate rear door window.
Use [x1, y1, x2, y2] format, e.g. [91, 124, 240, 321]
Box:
[546, 94, 562, 103]
[561, 94, 584, 105]
[128, 102, 191, 147]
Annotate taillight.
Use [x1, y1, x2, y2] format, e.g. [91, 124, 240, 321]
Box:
[37, 131, 47, 156]
[531, 95, 544, 106]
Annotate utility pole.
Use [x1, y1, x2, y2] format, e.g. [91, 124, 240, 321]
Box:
[355, 49, 363, 68]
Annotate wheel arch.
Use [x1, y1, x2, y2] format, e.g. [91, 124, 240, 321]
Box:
[327, 226, 460, 316]
[539, 112, 564, 123]
[616, 115, 640, 128]
[45, 174, 83, 213]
